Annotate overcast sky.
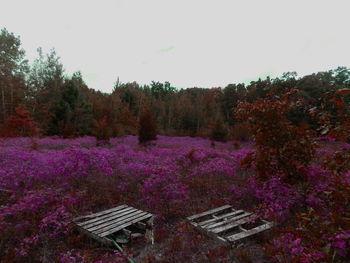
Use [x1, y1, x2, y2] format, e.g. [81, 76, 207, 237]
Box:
[1, 0, 350, 93]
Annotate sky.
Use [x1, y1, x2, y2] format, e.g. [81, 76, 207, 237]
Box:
[1, 0, 350, 93]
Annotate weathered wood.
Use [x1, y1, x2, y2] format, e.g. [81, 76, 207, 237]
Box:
[205, 212, 252, 230]
[75, 224, 113, 246]
[226, 222, 273, 242]
[89, 210, 147, 233]
[72, 205, 154, 246]
[73, 205, 127, 222]
[187, 205, 273, 244]
[187, 205, 232, 221]
[238, 225, 247, 232]
[199, 210, 245, 227]
[95, 211, 150, 235]
[100, 213, 153, 237]
[211, 216, 254, 234]
[189, 220, 229, 244]
[79, 207, 138, 229]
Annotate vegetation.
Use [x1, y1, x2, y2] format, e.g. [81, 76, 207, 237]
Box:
[1, 29, 350, 140]
[1, 28, 350, 262]
[138, 108, 157, 144]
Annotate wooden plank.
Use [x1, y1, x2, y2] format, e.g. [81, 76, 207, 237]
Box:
[93, 211, 150, 234]
[88, 210, 146, 233]
[238, 225, 247, 232]
[187, 205, 232, 221]
[198, 210, 245, 227]
[73, 205, 127, 222]
[205, 212, 252, 230]
[226, 222, 273, 242]
[75, 224, 112, 246]
[77, 206, 134, 226]
[189, 220, 229, 244]
[84, 209, 142, 232]
[99, 214, 153, 237]
[78, 207, 137, 228]
[211, 215, 254, 234]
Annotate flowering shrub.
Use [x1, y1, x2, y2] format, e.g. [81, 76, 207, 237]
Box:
[255, 177, 301, 221]
[268, 233, 324, 263]
[1, 135, 349, 262]
[142, 167, 188, 218]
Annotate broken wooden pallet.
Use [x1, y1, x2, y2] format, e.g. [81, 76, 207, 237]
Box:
[187, 205, 273, 244]
[72, 205, 154, 246]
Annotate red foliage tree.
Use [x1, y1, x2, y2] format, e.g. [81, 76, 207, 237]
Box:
[92, 116, 110, 146]
[234, 90, 317, 183]
[0, 104, 38, 137]
[318, 88, 350, 142]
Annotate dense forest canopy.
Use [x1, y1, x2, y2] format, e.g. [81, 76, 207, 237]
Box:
[1, 28, 350, 140]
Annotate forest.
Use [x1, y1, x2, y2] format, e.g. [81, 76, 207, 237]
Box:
[1, 28, 350, 140]
[1, 28, 350, 262]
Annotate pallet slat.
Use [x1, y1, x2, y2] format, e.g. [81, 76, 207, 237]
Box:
[198, 210, 244, 227]
[205, 212, 252, 230]
[226, 222, 273, 242]
[95, 212, 150, 235]
[187, 205, 232, 221]
[73, 205, 127, 222]
[210, 216, 253, 234]
[187, 205, 273, 244]
[79, 207, 138, 229]
[89, 210, 146, 233]
[100, 214, 153, 237]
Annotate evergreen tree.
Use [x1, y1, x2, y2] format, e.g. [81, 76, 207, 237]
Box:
[50, 76, 92, 136]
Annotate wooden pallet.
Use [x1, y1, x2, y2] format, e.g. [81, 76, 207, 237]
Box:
[187, 205, 273, 244]
[72, 205, 154, 246]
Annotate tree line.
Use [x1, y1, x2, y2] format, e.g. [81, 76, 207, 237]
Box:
[1, 28, 350, 141]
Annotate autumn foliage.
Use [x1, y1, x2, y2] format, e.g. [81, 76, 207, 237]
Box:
[138, 108, 157, 144]
[0, 104, 38, 137]
[233, 87, 350, 262]
[92, 116, 111, 145]
[234, 90, 317, 183]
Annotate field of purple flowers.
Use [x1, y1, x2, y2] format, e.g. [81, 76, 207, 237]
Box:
[1, 136, 349, 262]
